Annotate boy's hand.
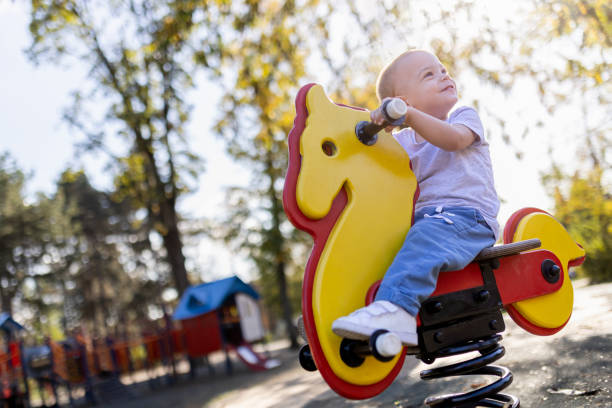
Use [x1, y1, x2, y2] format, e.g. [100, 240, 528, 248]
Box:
[370, 98, 405, 133]
[395, 96, 413, 127]
[369, 103, 386, 125]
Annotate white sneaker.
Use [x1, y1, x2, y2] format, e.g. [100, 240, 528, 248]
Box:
[332, 301, 418, 346]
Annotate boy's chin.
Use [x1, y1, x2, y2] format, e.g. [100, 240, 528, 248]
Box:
[446, 94, 459, 105]
[422, 99, 457, 119]
[437, 100, 457, 118]
[445, 98, 458, 111]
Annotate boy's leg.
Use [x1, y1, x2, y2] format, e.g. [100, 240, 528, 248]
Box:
[332, 206, 495, 345]
[375, 206, 496, 316]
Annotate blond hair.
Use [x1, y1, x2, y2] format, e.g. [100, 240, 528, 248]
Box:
[375, 50, 419, 102]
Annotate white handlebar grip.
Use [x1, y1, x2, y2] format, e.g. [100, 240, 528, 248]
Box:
[385, 98, 408, 120]
[375, 332, 402, 357]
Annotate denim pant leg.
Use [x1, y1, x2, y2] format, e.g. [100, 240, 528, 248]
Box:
[375, 206, 496, 316]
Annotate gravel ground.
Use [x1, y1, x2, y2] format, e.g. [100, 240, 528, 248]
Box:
[106, 280, 610, 408]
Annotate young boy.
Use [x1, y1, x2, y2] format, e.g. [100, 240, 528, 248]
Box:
[332, 50, 500, 346]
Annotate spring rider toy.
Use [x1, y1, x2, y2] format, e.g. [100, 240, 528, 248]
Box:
[282, 84, 586, 407]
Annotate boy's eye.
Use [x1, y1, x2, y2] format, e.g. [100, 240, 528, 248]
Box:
[424, 72, 433, 78]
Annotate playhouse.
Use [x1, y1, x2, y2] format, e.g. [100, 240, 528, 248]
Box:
[173, 276, 278, 371]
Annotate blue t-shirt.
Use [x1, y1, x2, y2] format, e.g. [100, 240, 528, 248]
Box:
[393, 106, 500, 239]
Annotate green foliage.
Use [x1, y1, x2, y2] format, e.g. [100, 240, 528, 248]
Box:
[536, 0, 611, 49]
[32, 169, 168, 337]
[56, 171, 131, 332]
[544, 167, 612, 282]
[0, 153, 49, 314]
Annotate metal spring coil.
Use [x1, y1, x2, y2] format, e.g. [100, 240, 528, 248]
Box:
[419, 335, 520, 407]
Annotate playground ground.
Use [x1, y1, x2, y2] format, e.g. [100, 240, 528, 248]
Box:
[77, 279, 610, 408]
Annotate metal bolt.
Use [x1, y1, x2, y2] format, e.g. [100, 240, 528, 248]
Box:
[428, 301, 443, 314]
[475, 290, 490, 303]
[541, 259, 561, 283]
[489, 319, 502, 331]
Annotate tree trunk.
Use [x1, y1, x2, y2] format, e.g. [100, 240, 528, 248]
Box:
[0, 283, 12, 315]
[160, 201, 190, 295]
[276, 260, 298, 348]
[266, 152, 298, 348]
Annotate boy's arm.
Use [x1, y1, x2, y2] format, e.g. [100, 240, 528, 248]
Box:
[405, 107, 475, 151]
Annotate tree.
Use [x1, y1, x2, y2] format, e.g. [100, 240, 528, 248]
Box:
[26, 0, 234, 294]
[57, 170, 139, 335]
[544, 167, 612, 282]
[19, 167, 169, 337]
[0, 153, 48, 314]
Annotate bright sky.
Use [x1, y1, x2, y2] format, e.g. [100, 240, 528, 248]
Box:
[1, 1, 573, 284]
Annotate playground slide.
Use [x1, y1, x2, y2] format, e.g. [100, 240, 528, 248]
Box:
[230, 342, 281, 371]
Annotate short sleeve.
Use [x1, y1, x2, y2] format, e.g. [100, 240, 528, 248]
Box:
[449, 106, 485, 145]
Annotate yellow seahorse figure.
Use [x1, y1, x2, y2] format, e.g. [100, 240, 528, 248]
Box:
[296, 84, 418, 384]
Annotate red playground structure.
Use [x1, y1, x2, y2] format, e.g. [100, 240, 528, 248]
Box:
[173, 276, 280, 373]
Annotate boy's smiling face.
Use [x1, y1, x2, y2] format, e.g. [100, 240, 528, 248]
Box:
[391, 51, 458, 120]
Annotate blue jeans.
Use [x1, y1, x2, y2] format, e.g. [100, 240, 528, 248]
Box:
[375, 206, 496, 316]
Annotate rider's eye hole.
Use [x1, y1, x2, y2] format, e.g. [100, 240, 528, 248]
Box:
[322, 141, 337, 157]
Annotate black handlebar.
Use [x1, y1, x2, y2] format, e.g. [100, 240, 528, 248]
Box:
[355, 99, 407, 146]
[355, 121, 386, 146]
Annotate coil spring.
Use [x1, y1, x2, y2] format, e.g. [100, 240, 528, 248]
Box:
[419, 335, 520, 408]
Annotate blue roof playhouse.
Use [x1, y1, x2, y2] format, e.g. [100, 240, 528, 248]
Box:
[172, 276, 279, 371]
[172, 276, 259, 320]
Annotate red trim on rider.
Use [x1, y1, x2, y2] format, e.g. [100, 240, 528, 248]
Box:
[505, 304, 568, 336]
[365, 280, 381, 306]
[568, 243, 586, 267]
[502, 207, 551, 245]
